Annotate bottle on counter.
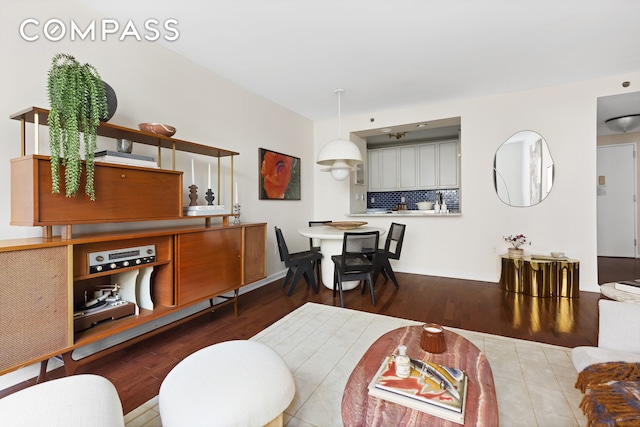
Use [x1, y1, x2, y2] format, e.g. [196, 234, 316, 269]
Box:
[395, 345, 411, 378]
[437, 192, 446, 213]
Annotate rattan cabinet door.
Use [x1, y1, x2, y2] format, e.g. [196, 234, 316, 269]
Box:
[0, 245, 70, 374]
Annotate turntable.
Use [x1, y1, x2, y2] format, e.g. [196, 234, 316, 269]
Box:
[73, 289, 136, 332]
[74, 300, 136, 332]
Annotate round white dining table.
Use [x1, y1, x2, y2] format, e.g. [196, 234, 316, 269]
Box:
[297, 225, 386, 291]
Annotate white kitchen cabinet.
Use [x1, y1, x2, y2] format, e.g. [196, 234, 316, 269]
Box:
[368, 149, 381, 190]
[438, 140, 459, 188]
[418, 143, 437, 188]
[380, 148, 398, 189]
[369, 140, 458, 191]
[369, 146, 417, 191]
[418, 140, 459, 189]
[398, 146, 417, 189]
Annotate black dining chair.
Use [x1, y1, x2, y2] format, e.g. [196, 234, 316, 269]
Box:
[372, 222, 406, 289]
[331, 231, 379, 308]
[308, 220, 331, 284]
[275, 226, 321, 296]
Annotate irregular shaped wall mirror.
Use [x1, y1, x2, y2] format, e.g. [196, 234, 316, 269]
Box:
[493, 130, 554, 207]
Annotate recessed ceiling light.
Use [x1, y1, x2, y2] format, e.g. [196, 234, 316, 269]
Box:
[417, 123, 428, 128]
[380, 128, 392, 133]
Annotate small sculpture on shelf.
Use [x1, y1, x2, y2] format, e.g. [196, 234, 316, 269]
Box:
[205, 189, 215, 206]
[188, 185, 199, 206]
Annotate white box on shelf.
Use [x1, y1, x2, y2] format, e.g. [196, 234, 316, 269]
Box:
[94, 156, 158, 168]
[183, 205, 228, 216]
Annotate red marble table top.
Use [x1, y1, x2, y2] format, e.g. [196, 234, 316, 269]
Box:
[341, 326, 499, 426]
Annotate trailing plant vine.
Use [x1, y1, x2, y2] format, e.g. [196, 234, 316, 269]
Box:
[47, 53, 108, 200]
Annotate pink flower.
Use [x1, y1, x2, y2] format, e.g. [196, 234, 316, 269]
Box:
[503, 234, 530, 249]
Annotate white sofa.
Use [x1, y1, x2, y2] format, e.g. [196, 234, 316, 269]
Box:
[571, 299, 640, 372]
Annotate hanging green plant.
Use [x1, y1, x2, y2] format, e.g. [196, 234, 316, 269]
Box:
[47, 53, 108, 200]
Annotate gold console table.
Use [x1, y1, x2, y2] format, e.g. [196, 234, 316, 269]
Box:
[499, 255, 579, 297]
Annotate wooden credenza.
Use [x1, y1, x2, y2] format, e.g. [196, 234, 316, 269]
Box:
[498, 255, 579, 298]
[0, 223, 267, 377]
[0, 107, 266, 377]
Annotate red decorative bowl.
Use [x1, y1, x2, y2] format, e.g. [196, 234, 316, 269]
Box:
[138, 123, 176, 137]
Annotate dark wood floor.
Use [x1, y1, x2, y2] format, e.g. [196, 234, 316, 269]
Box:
[598, 256, 640, 283]
[6, 256, 638, 415]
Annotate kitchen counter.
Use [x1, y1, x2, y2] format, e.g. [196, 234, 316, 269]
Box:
[348, 211, 461, 217]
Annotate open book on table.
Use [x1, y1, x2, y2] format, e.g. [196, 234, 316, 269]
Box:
[367, 356, 468, 424]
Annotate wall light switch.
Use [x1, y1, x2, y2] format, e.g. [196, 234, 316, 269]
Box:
[355, 193, 359, 200]
[401, 196, 405, 203]
[371, 197, 375, 203]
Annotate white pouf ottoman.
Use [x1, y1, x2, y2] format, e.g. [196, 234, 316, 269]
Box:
[0, 374, 124, 427]
[159, 340, 295, 427]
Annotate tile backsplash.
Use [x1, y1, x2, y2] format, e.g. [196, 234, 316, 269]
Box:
[367, 189, 460, 211]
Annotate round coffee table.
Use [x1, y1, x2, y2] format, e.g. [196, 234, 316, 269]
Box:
[342, 325, 498, 426]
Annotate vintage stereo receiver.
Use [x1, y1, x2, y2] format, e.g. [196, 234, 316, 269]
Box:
[88, 244, 156, 274]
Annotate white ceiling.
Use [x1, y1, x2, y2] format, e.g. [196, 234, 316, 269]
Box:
[80, 0, 640, 134]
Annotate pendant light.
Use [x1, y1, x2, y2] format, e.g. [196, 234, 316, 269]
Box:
[316, 89, 363, 181]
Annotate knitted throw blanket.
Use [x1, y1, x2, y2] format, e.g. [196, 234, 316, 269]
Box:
[575, 362, 640, 427]
[575, 362, 640, 393]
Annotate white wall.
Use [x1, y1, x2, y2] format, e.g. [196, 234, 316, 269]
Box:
[0, 1, 315, 278]
[5, 1, 640, 294]
[314, 74, 640, 293]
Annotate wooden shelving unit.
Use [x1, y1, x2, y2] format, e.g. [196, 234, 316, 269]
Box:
[11, 107, 239, 160]
[10, 107, 241, 237]
[0, 108, 267, 378]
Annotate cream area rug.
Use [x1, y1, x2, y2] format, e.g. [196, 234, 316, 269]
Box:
[125, 303, 587, 427]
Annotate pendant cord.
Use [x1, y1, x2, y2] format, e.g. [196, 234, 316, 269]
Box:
[337, 90, 342, 139]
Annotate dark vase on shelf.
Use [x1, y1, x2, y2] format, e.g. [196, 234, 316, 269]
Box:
[86, 81, 117, 122]
[102, 81, 118, 122]
[80, 80, 117, 123]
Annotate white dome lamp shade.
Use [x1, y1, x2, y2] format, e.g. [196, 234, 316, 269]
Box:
[605, 114, 640, 133]
[317, 138, 362, 180]
[317, 89, 363, 181]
